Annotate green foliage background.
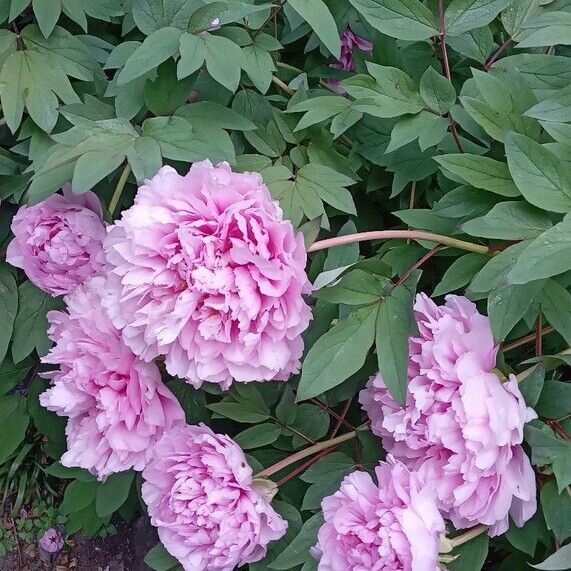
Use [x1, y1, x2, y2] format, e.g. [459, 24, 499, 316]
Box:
[0, 0, 570, 569]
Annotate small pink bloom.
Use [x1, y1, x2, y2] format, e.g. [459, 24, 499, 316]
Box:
[360, 294, 537, 536]
[326, 27, 373, 94]
[39, 276, 185, 481]
[314, 457, 444, 570]
[104, 161, 312, 389]
[142, 424, 287, 571]
[7, 187, 106, 296]
[39, 528, 64, 553]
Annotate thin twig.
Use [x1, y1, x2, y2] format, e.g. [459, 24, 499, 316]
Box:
[256, 430, 359, 478]
[276, 447, 336, 487]
[503, 327, 554, 352]
[535, 315, 543, 356]
[437, 0, 464, 153]
[394, 245, 443, 288]
[484, 38, 513, 70]
[271, 75, 294, 96]
[329, 398, 352, 439]
[310, 399, 356, 431]
[308, 230, 490, 255]
[252, 0, 287, 40]
[108, 163, 131, 217]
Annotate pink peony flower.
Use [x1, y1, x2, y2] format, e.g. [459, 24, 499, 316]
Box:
[327, 27, 373, 94]
[141, 424, 287, 571]
[39, 528, 64, 553]
[360, 294, 537, 536]
[39, 276, 185, 480]
[7, 187, 106, 296]
[313, 457, 444, 570]
[103, 161, 312, 389]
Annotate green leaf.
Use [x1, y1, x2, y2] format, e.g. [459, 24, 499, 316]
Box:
[95, 471, 135, 517]
[462, 201, 552, 240]
[203, 34, 243, 92]
[144, 543, 180, 571]
[540, 280, 571, 345]
[315, 269, 388, 305]
[269, 512, 324, 570]
[540, 479, 571, 542]
[376, 283, 415, 404]
[348, 0, 437, 41]
[469, 241, 529, 293]
[445, 0, 515, 37]
[206, 402, 269, 423]
[28, 378, 66, 459]
[435, 154, 519, 197]
[12, 282, 61, 363]
[144, 59, 194, 115]
[506, 509, 550, 557]
[288, 0, 341, 58]
[532, 544, 571, 570]
[72, 150, 126, 193]
[420, 66, 456, 115]
[234, 424, 281, 450]
[487, 279, 546, 341]
[525, 423, 571, 492]
[296, 164, 356, 215]
[525, 84, 571, 124]
[0, 357, 34, 397]
[9, 0, 29, 21]
[288, 96, 351, 131]
[44, 462, 95, 482]
[386, 112, 448, 153]
[518, 363, 545, 408]
[298, 305, 377, 401]
[0, 50, 79, 133]
[33, 0, 62, 38]
[447, 533, 489, 571]
[0, 395, 29, 464]
[446, 26, 494, 63]
[132, 0, 194, 35]
[508, 218, 571, 285]
[433, 253, 488, 296]
[175, 101, 256, 131]
[241, 44, 275, 94]
[127, 136, 162, 182]
[537, 381, 571, 421]
[346, 63, 424, 118]
[118, 27, 182, 85]
[60, 479, 98, 515]
[0, 262, 17, 362]
[505, 131, 571, 213]
[177, 32, 206, 78]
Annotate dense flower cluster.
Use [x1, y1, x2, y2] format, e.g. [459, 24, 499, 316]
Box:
[39, 276, 185, 480]
[313, 457, 444, 571]
[141, 424, 287, 571]
[360, 294, 537, 536]
[7, 188, 106, 295]
[103, 160, 312, 389]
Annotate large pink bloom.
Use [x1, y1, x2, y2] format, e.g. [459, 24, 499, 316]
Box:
[360, 294, 537, 536]
[103, 161, 312, 389]
[313, 458, 444, 570]
[39, 276, 185, 480]
[142, 424, 287, 571]
[7, 188, 106, 296]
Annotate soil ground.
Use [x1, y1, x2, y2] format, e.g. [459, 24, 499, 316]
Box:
[0, 518, 157, 571]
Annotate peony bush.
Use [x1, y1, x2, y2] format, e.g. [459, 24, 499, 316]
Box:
[0, 2, 570, 571]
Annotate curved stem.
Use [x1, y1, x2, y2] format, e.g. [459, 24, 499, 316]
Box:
[109, 163, 131, 217]
[256, 430, 359, 479]
[308, 230, 490, 255]
[451, 525, 487, 549]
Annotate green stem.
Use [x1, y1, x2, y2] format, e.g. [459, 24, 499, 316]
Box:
[275, 61, 340, 95]
[256, 430, 359, 479]
[109, 163, 131, 218]
[308, 230, 490, 255]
